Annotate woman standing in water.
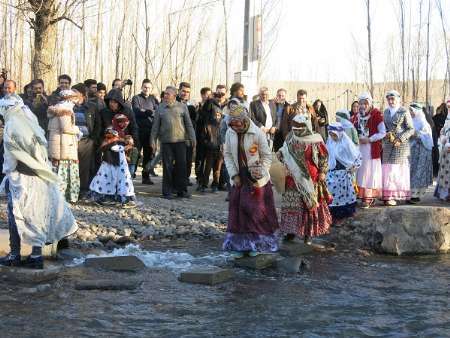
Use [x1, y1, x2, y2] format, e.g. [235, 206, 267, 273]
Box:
[223, 98, 279, 257]
[278, 115, 332, 244]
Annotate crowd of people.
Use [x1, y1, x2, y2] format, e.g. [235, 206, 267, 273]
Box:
[0, 69, 449, 266]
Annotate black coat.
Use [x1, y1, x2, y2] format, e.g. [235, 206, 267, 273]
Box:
[74, 101, 103, 146]
[250, 99, 277, 128]
[101, 89, 139, 146]
[131, 93, 159, 132]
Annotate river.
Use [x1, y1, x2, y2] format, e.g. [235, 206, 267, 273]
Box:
[0, 239, 449, 338]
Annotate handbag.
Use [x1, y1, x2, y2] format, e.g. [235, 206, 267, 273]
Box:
[269, 153, 286, 194]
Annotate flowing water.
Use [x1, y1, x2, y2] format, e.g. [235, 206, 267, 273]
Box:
[1, 240, 449, 338]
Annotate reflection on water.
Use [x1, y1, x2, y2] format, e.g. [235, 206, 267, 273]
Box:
[1, 243, 450, 338]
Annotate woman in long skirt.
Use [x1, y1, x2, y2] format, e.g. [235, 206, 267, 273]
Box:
[326, 123, 361, 222]
[353, 92, 386, 208]
[435, 99, 450, 201]
[382, 90, 415, 206]
[408, 103, 433, 203]
[223, 98, 279, 257]
[278, 114, 332, 244]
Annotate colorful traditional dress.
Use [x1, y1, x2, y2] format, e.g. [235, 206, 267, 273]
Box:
[435, 115, 450, 200]
[326, 123, 361, 220]
[90, 130, 135, 202]
[354, 104, 385, 203]
[279, 115, 332, 239]
[223, 102, 279, 253]
[409, 103, 433, 199]
[382, 104, 415, 201]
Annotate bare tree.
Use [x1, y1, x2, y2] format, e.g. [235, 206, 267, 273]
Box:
[425, 0, 431, 109]
[11, 0, 85, 87]
[398, 0, 406, 99]
[365, 0, 374, 97]
[435, 0, 450, 100]
[222, 0, 229, 88]
[257, 0, 283, 83]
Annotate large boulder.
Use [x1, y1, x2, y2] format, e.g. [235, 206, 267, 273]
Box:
[365, 206, 450, 255]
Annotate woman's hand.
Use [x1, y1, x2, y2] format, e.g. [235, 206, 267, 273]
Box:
[393, 139, 402, 147]
[233, 175, 241, 187]
[250, 166, 263, 180]
[359, 136, 369, 144]
[319, 173, 326, 181]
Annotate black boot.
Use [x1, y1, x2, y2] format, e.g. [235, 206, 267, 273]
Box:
[142, 177, 154, 185]
[149, 169, 158, 177]
[21, 255, 44, 269]
[0, 254, 21, 267]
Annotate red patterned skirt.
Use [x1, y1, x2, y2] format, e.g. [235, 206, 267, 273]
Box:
[280, 176, 332, 238]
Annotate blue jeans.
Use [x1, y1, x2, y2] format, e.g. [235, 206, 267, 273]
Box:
[128, 164, 136, 176]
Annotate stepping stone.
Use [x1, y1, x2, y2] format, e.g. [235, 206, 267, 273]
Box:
[279, 241, 314, 257]
[233, 254, 278, 270]
[75, 279, 142, 291]
[179, 267, 234, 285]
[84, 256, 145, 272]
[0, 265, 62, 284]
[275, 257, 303, 274]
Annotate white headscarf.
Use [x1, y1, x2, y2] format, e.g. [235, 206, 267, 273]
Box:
[336, 109, 354, 130]
[0, 95, 58, 183]
[410, 103, 433, 150]
[326, 122, 361, 170]
[358, 92, 373, 107]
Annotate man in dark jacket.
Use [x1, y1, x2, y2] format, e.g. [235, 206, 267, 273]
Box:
[250, 87, 277, 149]
[24, 79, 50, 132]
[48, 74, 72, 105]
[72, 83, 103, 199]
[196, 84, 228, 190]
[131, 79, 159, 184]
[272, 88, 290, 151]
[151, 86, 196, 199]
[177, 82, 197, 185]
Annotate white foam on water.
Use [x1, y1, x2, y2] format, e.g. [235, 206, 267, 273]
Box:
[71, 244, 228, 272]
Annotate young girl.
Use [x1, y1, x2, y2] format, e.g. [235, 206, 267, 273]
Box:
[278, 114, 332, 244]
[90, 128, 136, 208]
[47, 89, 81, 203]
[326, 123, 361, 222]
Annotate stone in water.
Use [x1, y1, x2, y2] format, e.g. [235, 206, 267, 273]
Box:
[179, 267, 234, 285]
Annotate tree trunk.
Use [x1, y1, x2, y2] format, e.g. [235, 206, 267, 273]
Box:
[425, 0, 431, 110]
[222, 0, 229, 89]
[32, 7, 57, 88]
[366, 0, 374, 97]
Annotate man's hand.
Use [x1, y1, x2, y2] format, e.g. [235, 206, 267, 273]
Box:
[319, 173, 326, 181]
[233, 175, 241, 186]
[270, 127, 276, 134]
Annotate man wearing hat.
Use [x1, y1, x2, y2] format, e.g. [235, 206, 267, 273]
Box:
[381, 90, 415, 206]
